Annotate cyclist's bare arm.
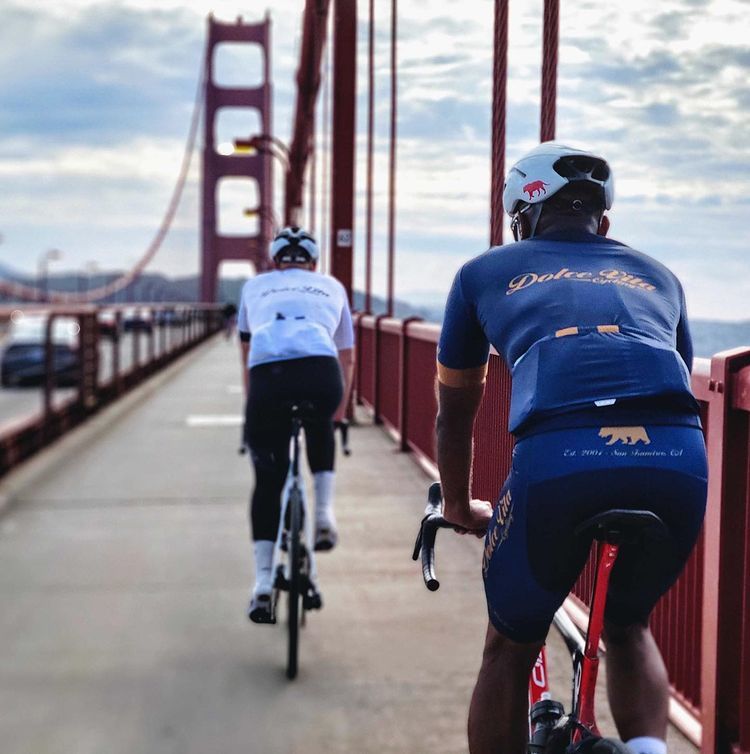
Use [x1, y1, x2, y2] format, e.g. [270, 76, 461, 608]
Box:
[239, 333, 250, 396]
[335, 347, 354, 422]
[436, 363, 492, 535]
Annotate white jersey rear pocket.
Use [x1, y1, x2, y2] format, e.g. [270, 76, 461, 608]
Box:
[250, 317, 337, 366]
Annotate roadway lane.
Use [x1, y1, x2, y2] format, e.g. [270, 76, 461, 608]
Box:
[0, 337, 697, 754]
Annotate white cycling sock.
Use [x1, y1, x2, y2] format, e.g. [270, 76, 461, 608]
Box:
[626, 737, 667, 754]
[314, 471, 336, 523]
[253, 540, 274, 593]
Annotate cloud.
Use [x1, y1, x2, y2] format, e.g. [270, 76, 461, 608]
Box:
[0, 3, 202, 145]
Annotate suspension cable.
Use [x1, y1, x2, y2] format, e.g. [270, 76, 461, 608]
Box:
[364, 0, 375, 312]
[386, 0, 397, 317]
[320, 26, 332, 273]
[490, 0, 509, 247]
[540, 0, 559, 142]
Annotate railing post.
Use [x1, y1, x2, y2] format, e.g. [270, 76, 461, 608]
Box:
[399, 316, 422, 452]
[147, 307, 155, 370]
[701, 347, 750, 754]
[132, 319, 140, 375]
[113, 310, 123, 396]
[373, 314, 389, 424]
[43, 313, 57, 440]
[78, 311, 99, 411]
[354, 312, 365, 406]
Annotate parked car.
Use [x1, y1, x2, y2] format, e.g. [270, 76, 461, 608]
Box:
[122, 307, 153, 333]
[0, 315, 80, 387]
[155, 308, 190, 327]
[97, 309, 120, 339]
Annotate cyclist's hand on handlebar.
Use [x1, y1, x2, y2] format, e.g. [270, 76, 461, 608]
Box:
[443, 499, 493, 538]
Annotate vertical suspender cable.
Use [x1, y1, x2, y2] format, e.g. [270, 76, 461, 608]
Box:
[540, 0, 559, 142]
[309, 120, 316, 234]
[490, 0, 509, 247]
[364, 0, 375, 313]
[320, 31, 332, 272]
[386, 0, 397, 317]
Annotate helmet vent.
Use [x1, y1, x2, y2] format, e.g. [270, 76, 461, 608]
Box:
[553, 156, 610, 182]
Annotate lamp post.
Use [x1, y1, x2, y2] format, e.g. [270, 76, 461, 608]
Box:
[84, 261, 99, 296]
[243, 205, 281, 233]
[38, 248, 63, 303]
[234, 134, 291, 224]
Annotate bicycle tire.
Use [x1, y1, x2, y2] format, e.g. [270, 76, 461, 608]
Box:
[286, 485, 303, 680]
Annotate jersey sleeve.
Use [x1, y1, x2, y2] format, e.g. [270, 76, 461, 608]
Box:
[675, 284, 694, 373]
[437, 267, 490, 386]
[237, 284, 251, 337]
[333, 290, 355, 350]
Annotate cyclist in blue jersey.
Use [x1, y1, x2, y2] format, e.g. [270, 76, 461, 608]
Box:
[436, 143, 707, 754]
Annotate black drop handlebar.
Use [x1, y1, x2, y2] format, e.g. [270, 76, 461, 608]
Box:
[412, 482, 454, 591]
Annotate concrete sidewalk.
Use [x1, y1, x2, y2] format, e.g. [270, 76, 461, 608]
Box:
[0, 335, 696, 754]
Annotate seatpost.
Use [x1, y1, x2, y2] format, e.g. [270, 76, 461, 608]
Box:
[291, 417, 302, 478]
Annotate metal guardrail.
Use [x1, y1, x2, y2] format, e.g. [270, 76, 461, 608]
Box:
[0, 304, 223, 477]
[354, 311, 750, 754]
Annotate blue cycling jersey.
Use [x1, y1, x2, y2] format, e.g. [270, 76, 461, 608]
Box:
[438, 229, 699, 433]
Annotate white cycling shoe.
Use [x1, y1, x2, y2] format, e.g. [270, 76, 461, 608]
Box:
[314, 510, 338, 552]
[248, 571, 275, 624]
[248, 587, 274, 624]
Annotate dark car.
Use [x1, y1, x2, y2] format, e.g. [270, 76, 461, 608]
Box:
[0, 315, 80, 387]
[154, 308, 185, 327]
[97, 309, 120, 339]
[122, 307, 153, 333]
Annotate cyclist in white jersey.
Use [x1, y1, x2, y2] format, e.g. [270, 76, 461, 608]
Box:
[237, 227, 354, 623]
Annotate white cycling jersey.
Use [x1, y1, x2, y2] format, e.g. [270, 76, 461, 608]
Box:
[237, 268, 355, 368]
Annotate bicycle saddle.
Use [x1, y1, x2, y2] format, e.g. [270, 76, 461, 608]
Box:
[288, 400, 317, 420]
[574, 508, 668, 544]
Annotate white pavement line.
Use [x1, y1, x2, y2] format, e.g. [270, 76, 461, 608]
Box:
[185, 414, 243, 427]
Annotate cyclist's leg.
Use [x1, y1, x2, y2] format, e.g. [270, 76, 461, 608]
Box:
[599, 426, 707, 749]
[244, 364, 293, 617]
[299, 357, 343, 550]
[474, 435, 579, 753]
[469, 622, 543, 754]
[603, 620, 669, 748]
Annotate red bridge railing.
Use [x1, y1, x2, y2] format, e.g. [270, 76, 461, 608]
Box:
[355, 312, 750, 754]
[0, 304, 222, 477]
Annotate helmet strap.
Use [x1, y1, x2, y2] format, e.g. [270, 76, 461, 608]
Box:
[512, 204, 544, 240]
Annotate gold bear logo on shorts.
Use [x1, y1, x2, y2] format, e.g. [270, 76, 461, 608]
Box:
[598, 426, 651, 446]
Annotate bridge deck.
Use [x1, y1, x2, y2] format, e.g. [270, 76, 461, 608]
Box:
[0, 336, 696, 753]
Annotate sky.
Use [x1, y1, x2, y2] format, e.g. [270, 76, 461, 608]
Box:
[0, 0, 748, 319]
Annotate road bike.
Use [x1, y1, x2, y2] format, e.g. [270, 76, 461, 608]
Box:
[413, 482, 666, 753]
[264, 403, 323, 680]
[240, 408, 351, 679]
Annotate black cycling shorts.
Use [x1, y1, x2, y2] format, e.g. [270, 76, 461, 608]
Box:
[482, 422, 707, 643]
[244, 356, 343, 541]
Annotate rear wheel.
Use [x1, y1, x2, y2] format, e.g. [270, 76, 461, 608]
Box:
[286, 486, 303, 680]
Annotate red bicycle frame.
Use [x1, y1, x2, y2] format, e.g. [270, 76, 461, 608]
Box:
[529, 539, 620, 740]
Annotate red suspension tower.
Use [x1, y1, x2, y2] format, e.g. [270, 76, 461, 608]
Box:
[201, 15, 273, 302]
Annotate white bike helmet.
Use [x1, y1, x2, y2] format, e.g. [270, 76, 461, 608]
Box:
[503, 142, 614, 239]
[270, 226, 320, 263]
